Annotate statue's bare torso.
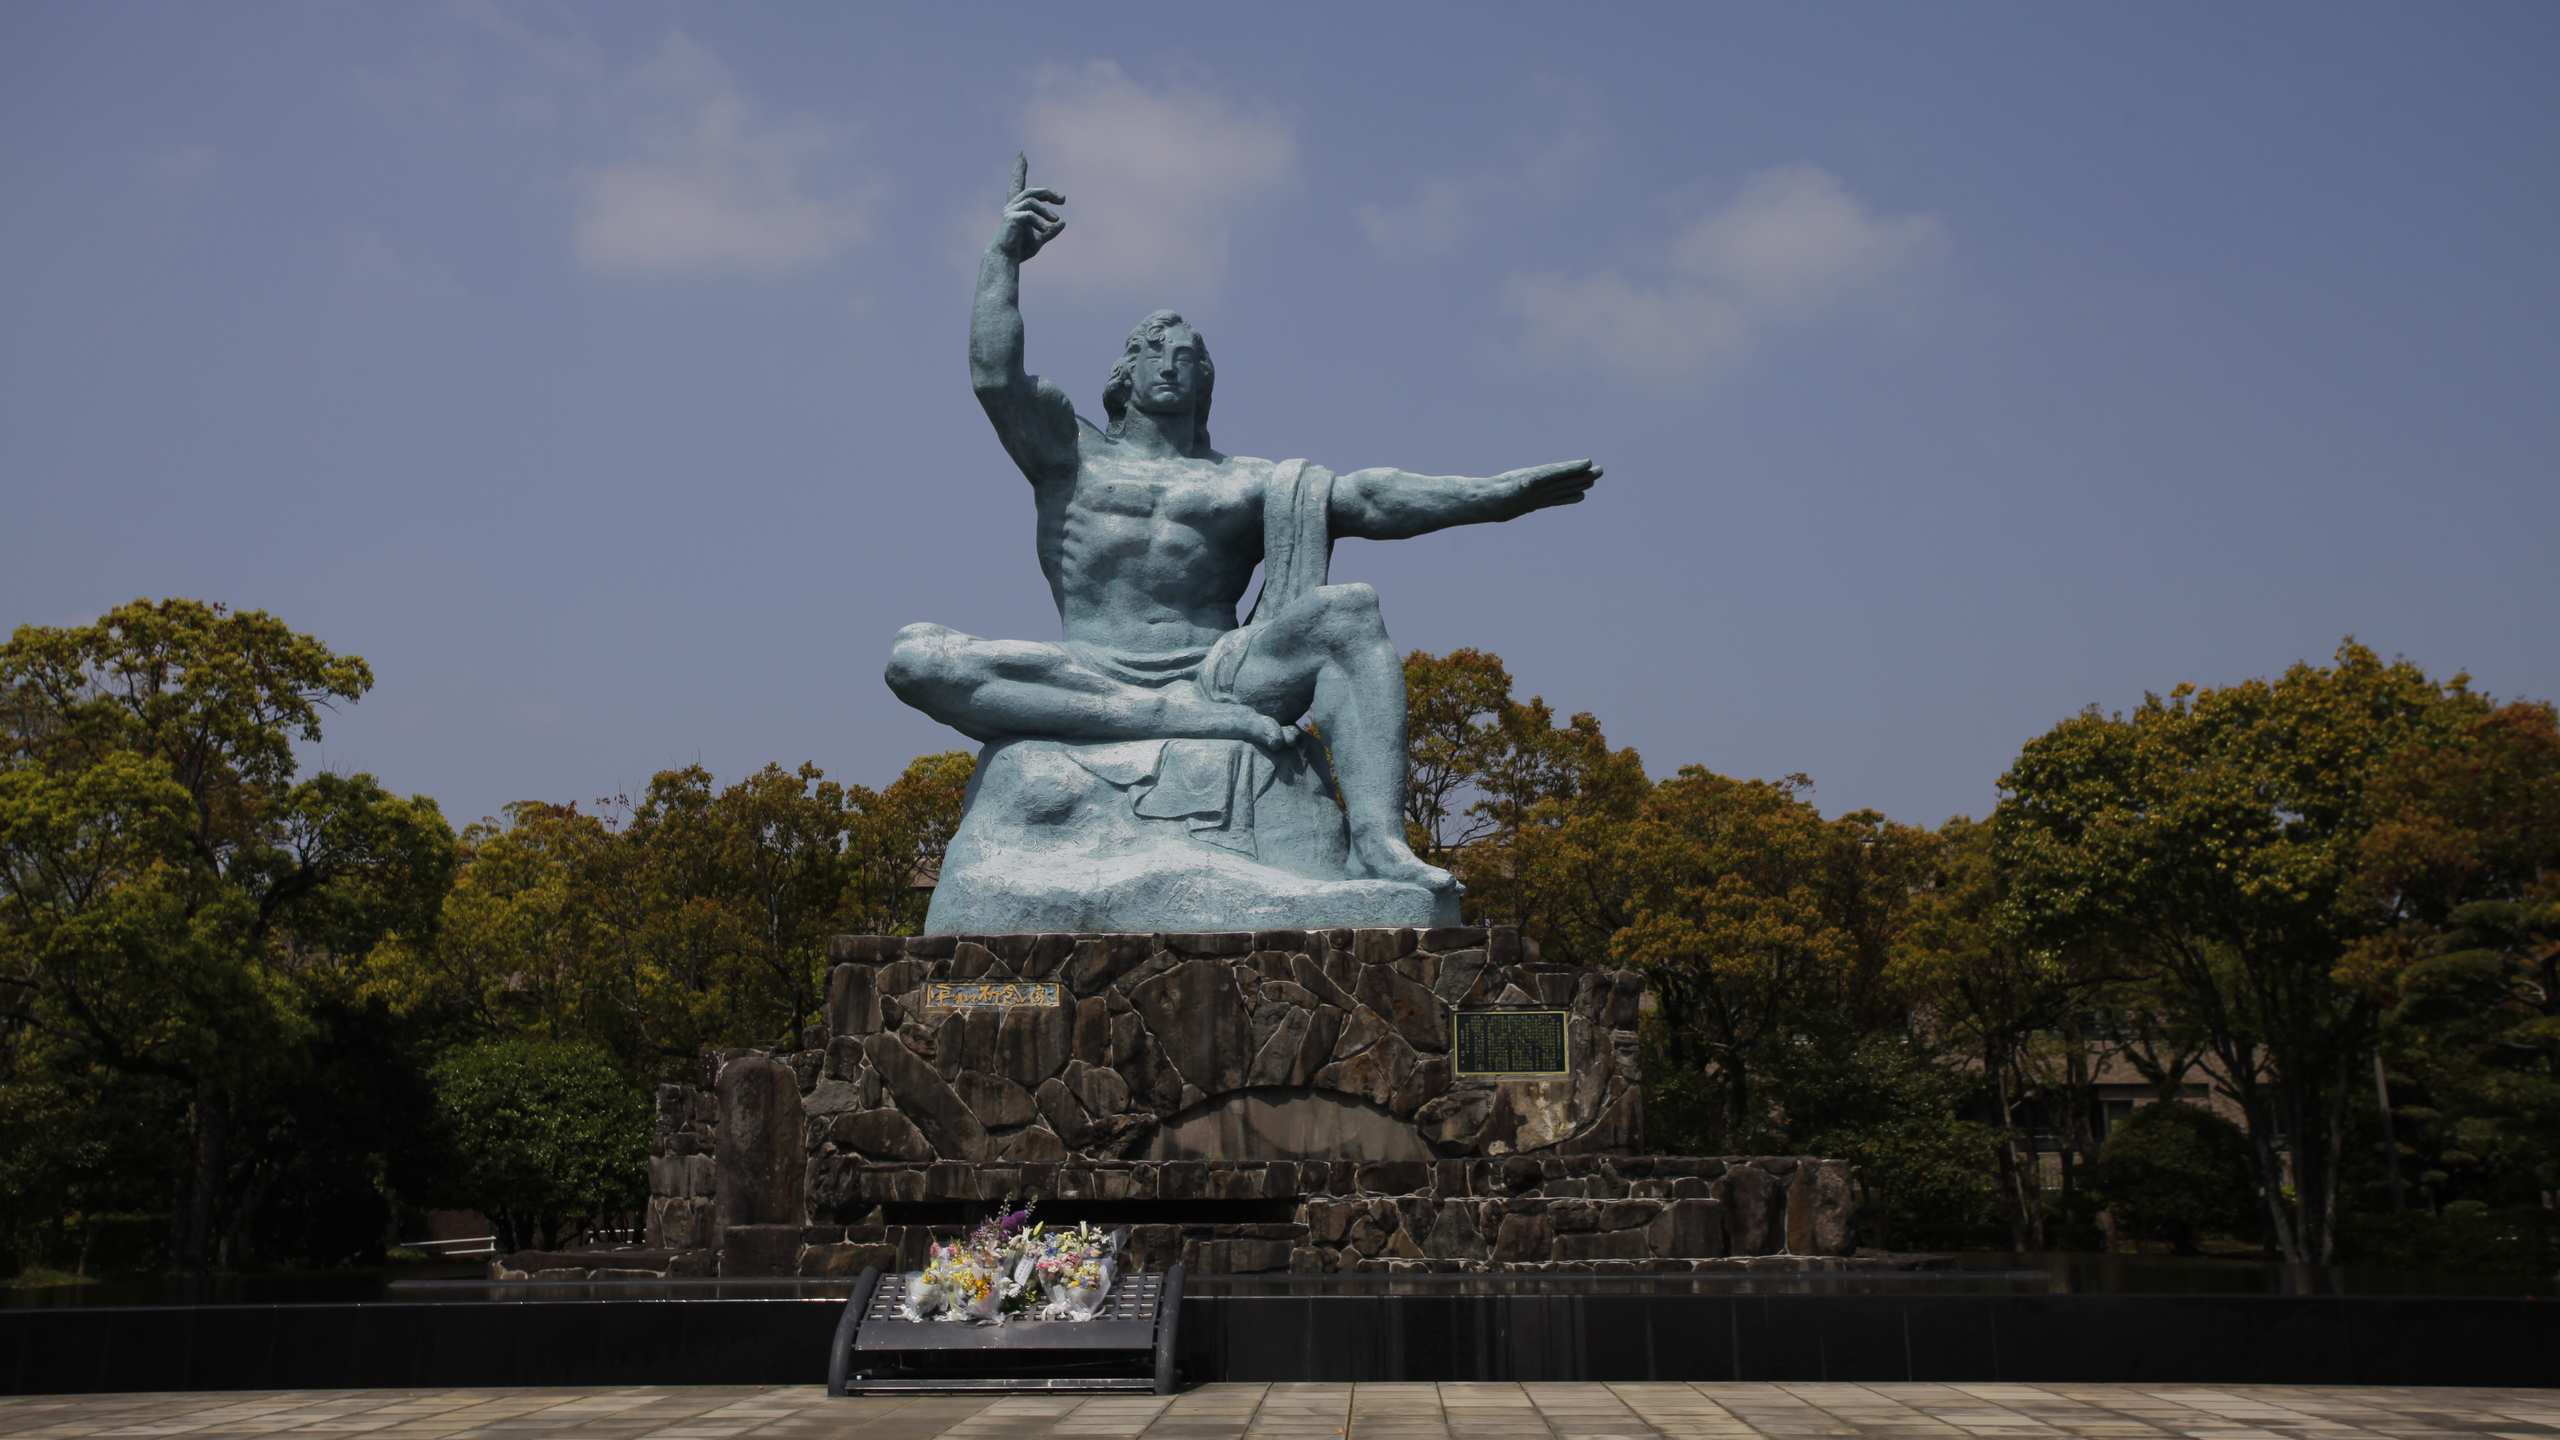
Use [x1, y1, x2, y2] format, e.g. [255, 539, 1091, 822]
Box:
[1038, 433, 1272, 656]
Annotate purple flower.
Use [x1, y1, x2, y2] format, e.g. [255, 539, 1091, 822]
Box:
[999, 1208, 1031, 1232]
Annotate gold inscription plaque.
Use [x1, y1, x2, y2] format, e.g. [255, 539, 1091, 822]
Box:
[922, 979, 1063, 1011]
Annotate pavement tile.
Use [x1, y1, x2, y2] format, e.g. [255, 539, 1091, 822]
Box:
[14, 1386, 2560, 1440]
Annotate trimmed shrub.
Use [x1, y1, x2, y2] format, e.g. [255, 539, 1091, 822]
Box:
[427, 1038, 647, 1254]
[2091, 1101, 2258, 1254]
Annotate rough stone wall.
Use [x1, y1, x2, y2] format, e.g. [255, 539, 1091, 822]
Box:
[591, 1151, 1857, 1281]
[639, 1066, 724, 1274]
[793, 1153, 1854, 1276]
[816, 927, 1644, 1166]
[621, 1074, 1856, 1279]
[574, 928, 1861, 1282]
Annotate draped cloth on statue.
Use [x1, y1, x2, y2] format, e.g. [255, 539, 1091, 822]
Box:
[1057, 460, 1335, 858]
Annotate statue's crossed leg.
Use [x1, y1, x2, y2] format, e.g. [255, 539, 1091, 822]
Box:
[886, 581, 1454, 895]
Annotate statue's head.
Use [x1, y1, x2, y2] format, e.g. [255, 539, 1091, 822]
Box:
[1103, 310, 1213, 445]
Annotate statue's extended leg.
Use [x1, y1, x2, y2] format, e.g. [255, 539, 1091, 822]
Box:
[886, 623, 1291, 748]
[1223, 585, 1456, 895]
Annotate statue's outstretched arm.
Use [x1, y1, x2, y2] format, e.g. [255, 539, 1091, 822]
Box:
[1331, 459, 1601, 540]
[970, 154, 1078, 482]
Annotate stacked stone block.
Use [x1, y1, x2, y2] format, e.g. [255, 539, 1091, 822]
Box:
[809, 926, 1645, 1166]
[504, 928, 1860, 1280]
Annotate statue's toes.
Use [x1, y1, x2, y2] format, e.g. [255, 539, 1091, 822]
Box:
[1346, 842, 1462, 895]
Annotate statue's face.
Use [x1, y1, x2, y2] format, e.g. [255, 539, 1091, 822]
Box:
[1127, 323, 1204, 415]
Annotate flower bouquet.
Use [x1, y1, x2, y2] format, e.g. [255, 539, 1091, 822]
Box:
[1025, 1220, 1121, 1321]
[894, 1205, 1123, 1327]
[898, 1206, 1036, 1325]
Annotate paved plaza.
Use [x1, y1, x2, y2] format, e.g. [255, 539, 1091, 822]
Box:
[1, 1384, 2554, 1440]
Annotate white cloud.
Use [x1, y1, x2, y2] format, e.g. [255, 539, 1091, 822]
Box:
[1670, 164, 1946, 311]
[1015, 61, 1297, 296]
[1356, 178, 1469, 262]
[1356, 109, 1599, 263]
[573, 34, 869, 276]
[1503, 271, 1750, 380]
[1506, 165, 1943, 381]
[342, 227, 466, 301]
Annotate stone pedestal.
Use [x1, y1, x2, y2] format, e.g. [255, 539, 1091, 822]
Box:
[814, 925, 1644, 1164]
[503, 926, 1857, 1280]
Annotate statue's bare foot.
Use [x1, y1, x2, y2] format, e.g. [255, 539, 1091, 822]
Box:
[1347, 833, 1459, 894]
[1161, 694, 1298, 752]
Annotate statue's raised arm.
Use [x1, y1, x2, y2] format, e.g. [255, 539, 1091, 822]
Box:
[969, 154, 1079, 482]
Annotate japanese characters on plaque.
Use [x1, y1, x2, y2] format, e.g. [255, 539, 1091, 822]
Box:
[921, 979, 1063, 1011]
[1450, 1008, 1570, 1078]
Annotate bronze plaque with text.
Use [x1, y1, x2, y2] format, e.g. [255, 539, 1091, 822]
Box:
[1451, 1009, 1570, 1077]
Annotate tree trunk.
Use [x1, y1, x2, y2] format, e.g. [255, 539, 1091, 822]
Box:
[2058, 1027, 2099, 1234]
[2372, 1051, 2405, 1212]
[172, 1082, 227, 1273]
[2018, 1124, 2048, 1249]
[2243, 1095, 2303, 1263]
[1990, 1040, 2040, 1251]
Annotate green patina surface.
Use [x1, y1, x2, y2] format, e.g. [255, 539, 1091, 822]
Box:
[883, 155, 1600, 935]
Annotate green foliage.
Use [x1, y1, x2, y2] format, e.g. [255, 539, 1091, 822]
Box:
[364, 752, 974, 1081]
[2090, 1103, 2259, 1254]
[426, 1037, 648, 1254]
[6, 1266, 95, 1290]
[2375, 899, 2560, 1211]
[362, 801, 621, 1046]
[0, 1067, 177, 1274]
[1890, 814, 2121, 1248]
[844, 750, 975, 936]
[1399, 649, 1650, 952]
[2337, 1204, 2560, 1282]
[1608, 770, 1935, 1154]
[0, 600, 455, 1270]
[1996, 640, 2485, 1263]
[1767, 1031, 2005, 1249]
[7, 608, 2553, 1282]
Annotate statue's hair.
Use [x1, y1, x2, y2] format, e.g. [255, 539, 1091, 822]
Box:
[1102, 309, 1214, 447]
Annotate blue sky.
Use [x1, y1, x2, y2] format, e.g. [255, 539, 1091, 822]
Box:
[4, 1, 2555, 831]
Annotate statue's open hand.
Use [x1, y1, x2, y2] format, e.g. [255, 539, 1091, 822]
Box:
[996, 153, 1065, 261]
[1499, 459, 1602, 516]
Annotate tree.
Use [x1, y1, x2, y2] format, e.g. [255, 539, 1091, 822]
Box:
[1613, 770, 1879, 1150]
[1768, 1029, 2002, 1250]
[1894, 814, 2115, 1248]
[842, 751, 973, 936]
[2091, 1102, 2259, 1254]
[1397, 650, 1649, 951]
[426, 1037, 647, 1254]
[362, 801, 620, 1044]
[1403, 648, 1521, 869]
[0, 1062, 178, 1274]
[598, 756, 972, 1062]
[0, 600, 454, 1269]
[2374, 900, 2559, 1214]
[706, 763, 857, 1051]
[2344, 699, 2560, 1219]
[1998, 640, 2482, 1263]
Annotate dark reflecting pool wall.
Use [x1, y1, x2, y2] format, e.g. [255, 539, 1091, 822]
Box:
[10, 1251, 2546, 1309]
